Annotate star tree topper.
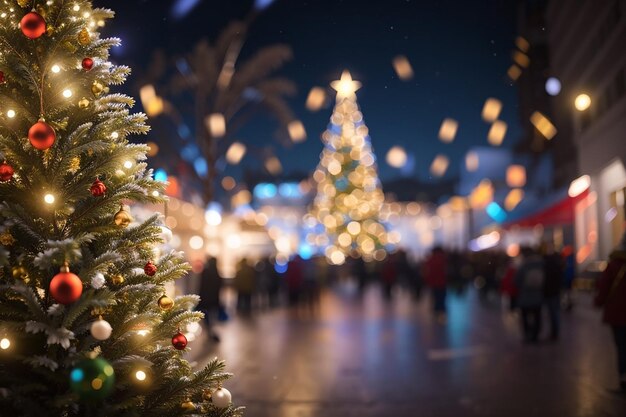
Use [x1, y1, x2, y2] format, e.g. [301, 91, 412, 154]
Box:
[331, 70, 362, 99]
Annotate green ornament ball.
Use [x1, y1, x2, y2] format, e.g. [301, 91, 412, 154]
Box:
[69, 357, 115, 401]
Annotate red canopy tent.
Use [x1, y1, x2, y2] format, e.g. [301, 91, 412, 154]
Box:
[504, 189, 589, 229]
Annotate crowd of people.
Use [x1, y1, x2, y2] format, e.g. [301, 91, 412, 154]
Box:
[194, 231, 626, 393]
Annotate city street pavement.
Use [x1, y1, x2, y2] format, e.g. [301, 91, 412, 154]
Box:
[188, 284, 626, 417]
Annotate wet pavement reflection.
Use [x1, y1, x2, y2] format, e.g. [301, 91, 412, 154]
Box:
[189, 285, 625, 417]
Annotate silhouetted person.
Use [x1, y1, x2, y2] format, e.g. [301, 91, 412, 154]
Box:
[234, 258, 255, 313]
[515, 247, 545, 343]
[197, 257, 222, 342]
[543, 243, 564, 340]
[286, 256, 304, 306]
[424, 247, 448, 321]
[595, 231, 626, 393]
[382, 253, 398, 300]
[500, 254, 521, 312]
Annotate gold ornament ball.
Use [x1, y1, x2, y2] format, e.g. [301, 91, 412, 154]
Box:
[158, 295, 174, 310]
[12, 266, 29, 281]
[78, 28, 90, 45]
[17, 0, 29, 7]
[111, 275, 124, 285]
[91, 81, 105, 97]
[0, 231, 15, 246]
[78, 97, 90, 109]
[114, 206, 132, 227]
[181, 400, 195, 411]
[202, 389, 212, 402]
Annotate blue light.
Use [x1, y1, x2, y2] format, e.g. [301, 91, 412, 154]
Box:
[70, 368, 84, 382]
[254, 0, 276, 10]
[181, 144, 199, 162]
[298, 243, 314, 260]
[194, 157, 208, 178]
[172, 0, 201, 19]
[178, 123, 191, 139]
[254, 183, 277, 199]
[154, 169, 168, 182]
[486, 202, 507, 223]
[274, 262, 288, 274]
[278, 183, 301, 198]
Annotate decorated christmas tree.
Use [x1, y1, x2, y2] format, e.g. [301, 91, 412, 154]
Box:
[310, 71, 388, 265]
[0, 2, 241, 416]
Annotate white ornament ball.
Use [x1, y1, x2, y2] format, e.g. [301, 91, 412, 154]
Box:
[91, 273, 106, 289]
[90, 318, 113, 341]
[159, 226, 173, 243]
[212, 387, 232, 408]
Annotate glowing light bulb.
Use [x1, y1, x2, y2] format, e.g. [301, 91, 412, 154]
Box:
[0, 338, 10, 350]
[51, 64, 61, 73]
[73, 4, 80, 11]
[111, 131, 119, 139]
[137, 329, 149, 336]
[135, 370, 146, 381]
[575, 94, 591, 111]
[44, 193, 55, 204]
[123, 161, 133, 169]
[7, 110, 15, 118]
[62, 89, 73, 98]
[83, 11, 90, 18]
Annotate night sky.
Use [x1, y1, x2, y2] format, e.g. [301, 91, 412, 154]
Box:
[98, 0, 522, 183]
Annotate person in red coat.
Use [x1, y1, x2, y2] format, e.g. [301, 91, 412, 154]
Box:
[595, 232, 626, 393]
[423, 247, 448, 321]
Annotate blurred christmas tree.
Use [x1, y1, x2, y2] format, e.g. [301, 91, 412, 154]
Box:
[310, 71, 388, 265]
[0, 1, 241, 416]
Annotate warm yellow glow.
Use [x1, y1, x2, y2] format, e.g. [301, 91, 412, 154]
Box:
[111, 131, 119, 139]
[189, 235, 204, 250]
[51, 64, 61, 73]
[265, 156, 282, 175]
[507, 65, 522, 81]
[91, 378, 103, 390]
[512, 51, 530, 68]
[575, 94, 591, 111]
[430, 154, 449, 177]
[392, 55, 414, 80]
[487, 120, 507, 146]
[438, 118, 458, 143]
[470, 180, 494, 209]
[206, 113, 226, 137]
[44, 193, 55, 204]
[506, 165, 526, 188]
[6, 110, 15, 118]
[331, 70, 362, 99]
[0, 338, 9, 350]
[226, 234, 241, 249]
[135, 370, 147, 381]
[139, 85, 164, 117]
[226, 142, 246, 165]
[482, 98, 502, 122]
[507, 243, 521, 257]
[123, 160, 133, 169]
[386, 146, 407, 168]
[466, 151, 479, 172]
[330, 250, 346, 265]
[73, 4, 80, 11]
[347, 221, 361, 235]
[505, 189, 524, 211]
[306, 87, 326, 111]
[515, 36, 530, 52]
[222, 176, 236, 190]
[530, 111, 557, 140]
[288, 120, 307, 143]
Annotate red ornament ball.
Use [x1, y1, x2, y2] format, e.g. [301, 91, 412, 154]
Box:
[20, 11, 47, 40]
[0, 71, 5, 84]
[50, 264, 83, 305]
[0, 162, 14, 182]
[172, 332, 188, 350]
[90, 178, 107, 197]
[144, 261, 157, 276]
[82, 58, 94, 71]
[28, 120, 56, 150]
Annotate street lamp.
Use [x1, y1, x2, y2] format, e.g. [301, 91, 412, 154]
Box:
[574, 93, 591, 111]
